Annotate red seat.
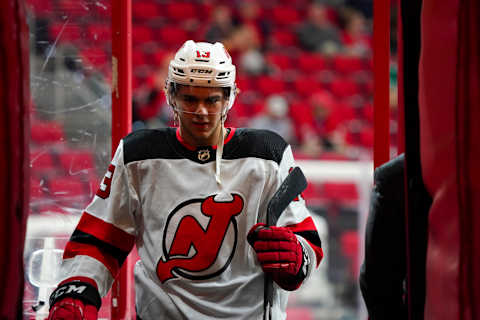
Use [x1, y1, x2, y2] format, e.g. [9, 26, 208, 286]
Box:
[86, 24, 111, 43]
[149, 49, 171, 66]
[57, 0, 92, 18]
[329, 77, 361, 98]
[301, 181, 324, 204]
[298, 53, 328, 73]
[359, 126, 374, 148]
[333, 55, 367, 74]
[235, 75, 253, 93]
[364, 77, 374, 95]
[166, 2, 198, 22]
[293, 75, 323, 97]
[321, 182, 359, 204]
[50, 22, 83, 44]
[81, 47, 109, 68]
[31, 120, 65, 144]
[27, 0, 53, 14]
[91, 1, 111, 18]
[269, 29, 298, 48]
[49, 176, 87, 198]
[256, 76, 286, 96]
[157, 27, 189, 48]
[361, 102, 374, 122]
[30, 149, 57, 173]
[266, 53, 293, 72]
[132, 1, 161, 21]
[326, 102, 357, 131]
[58, 150, 96, 175]
[132, 49, 148, 67]
[288, 101, 313, 138]
[270, 7, 301, 28]
[133, 25, 155, 45]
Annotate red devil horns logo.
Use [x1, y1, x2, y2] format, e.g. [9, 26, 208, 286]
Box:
[157, 194, 244, 283]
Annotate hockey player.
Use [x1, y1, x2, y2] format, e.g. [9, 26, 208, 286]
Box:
[47, 40, 323, 320]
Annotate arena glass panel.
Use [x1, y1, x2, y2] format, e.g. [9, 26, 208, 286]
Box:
[24, 1, 113, 318]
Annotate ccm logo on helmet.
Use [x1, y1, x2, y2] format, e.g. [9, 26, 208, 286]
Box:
[190, 69, 213, 74]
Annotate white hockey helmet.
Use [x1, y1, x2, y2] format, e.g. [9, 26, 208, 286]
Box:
[166, 40, 237, 111]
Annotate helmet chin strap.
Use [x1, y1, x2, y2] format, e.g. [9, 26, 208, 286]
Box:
[215, 105, 229, 185]
[215, 117, 225, 185]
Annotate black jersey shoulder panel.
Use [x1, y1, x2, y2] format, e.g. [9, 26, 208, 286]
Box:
[123, 128, 181, 164]
[122, 128, 289, 165]
[223, 128, 288, 165]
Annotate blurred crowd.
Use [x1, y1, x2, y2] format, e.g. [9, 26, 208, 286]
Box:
[126, 0, 389, 161]
[27, 0, 401, 161]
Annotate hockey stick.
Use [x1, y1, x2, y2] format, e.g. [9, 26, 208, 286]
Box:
[263, 166, 308, 320]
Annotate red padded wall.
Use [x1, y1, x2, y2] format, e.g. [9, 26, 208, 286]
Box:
[419, 0, 480, 318]
[0, 0, 30, 318]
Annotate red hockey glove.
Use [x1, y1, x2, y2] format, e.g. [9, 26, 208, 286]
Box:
[48, 278, 101, 320]
[247, 223, 308, 291]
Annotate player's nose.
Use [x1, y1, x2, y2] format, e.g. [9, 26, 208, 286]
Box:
[194, 101, 209, 115]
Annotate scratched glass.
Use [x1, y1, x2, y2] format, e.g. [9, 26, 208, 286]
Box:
[24, 0, 112, 318]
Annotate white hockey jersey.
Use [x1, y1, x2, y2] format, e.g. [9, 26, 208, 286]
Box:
[60, 127, 323, 320]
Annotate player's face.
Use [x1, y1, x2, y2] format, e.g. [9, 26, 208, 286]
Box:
[174, 85, 227, 147]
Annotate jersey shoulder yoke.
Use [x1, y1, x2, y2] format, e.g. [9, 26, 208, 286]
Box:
[226, 128, 288, 165]
[122, 128, 177, 164]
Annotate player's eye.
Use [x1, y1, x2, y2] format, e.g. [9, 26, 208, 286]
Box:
[206, 96, 221, 104]
[182, 95, 197, 103]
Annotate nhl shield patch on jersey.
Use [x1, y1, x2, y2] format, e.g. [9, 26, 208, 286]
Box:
[197, 149, 210, 161]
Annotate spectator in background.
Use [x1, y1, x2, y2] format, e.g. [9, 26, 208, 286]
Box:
[248, 94, 296, 145]
[235, 0, 270, 45]
[230, 24, 266, 76]
[296, 3, 342, 54]
[289, 92, 347, 158]
[341, 10, 372, 57]
[316, 0, 346, 6]
[345, 0, 373, 18]
[204, 5, 235, 44]
[309, 91, 346, 152]
[132, 52, 174, 130]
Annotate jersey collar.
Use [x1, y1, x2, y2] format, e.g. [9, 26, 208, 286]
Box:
[175, 127, 236, 151]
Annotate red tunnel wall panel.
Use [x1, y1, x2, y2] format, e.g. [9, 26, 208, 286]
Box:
[0, 0, 30, 317]
[419, 0, 480, 318]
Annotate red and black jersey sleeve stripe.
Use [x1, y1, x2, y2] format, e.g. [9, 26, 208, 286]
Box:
[286, 217, 323, 267]
[63, 212, 135, 276]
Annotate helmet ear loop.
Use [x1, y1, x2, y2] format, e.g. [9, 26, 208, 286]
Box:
[165, 81, 181, 128]
[173, 111, 180, 127]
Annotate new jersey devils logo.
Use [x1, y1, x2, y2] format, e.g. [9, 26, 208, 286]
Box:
[157, 193, 244, 283]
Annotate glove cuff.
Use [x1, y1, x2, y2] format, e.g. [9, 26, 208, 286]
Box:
[274, 240, 309, 291]
[49, 280, 101, 310]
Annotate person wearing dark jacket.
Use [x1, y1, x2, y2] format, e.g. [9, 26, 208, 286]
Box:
[359, 153, 430, 319]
